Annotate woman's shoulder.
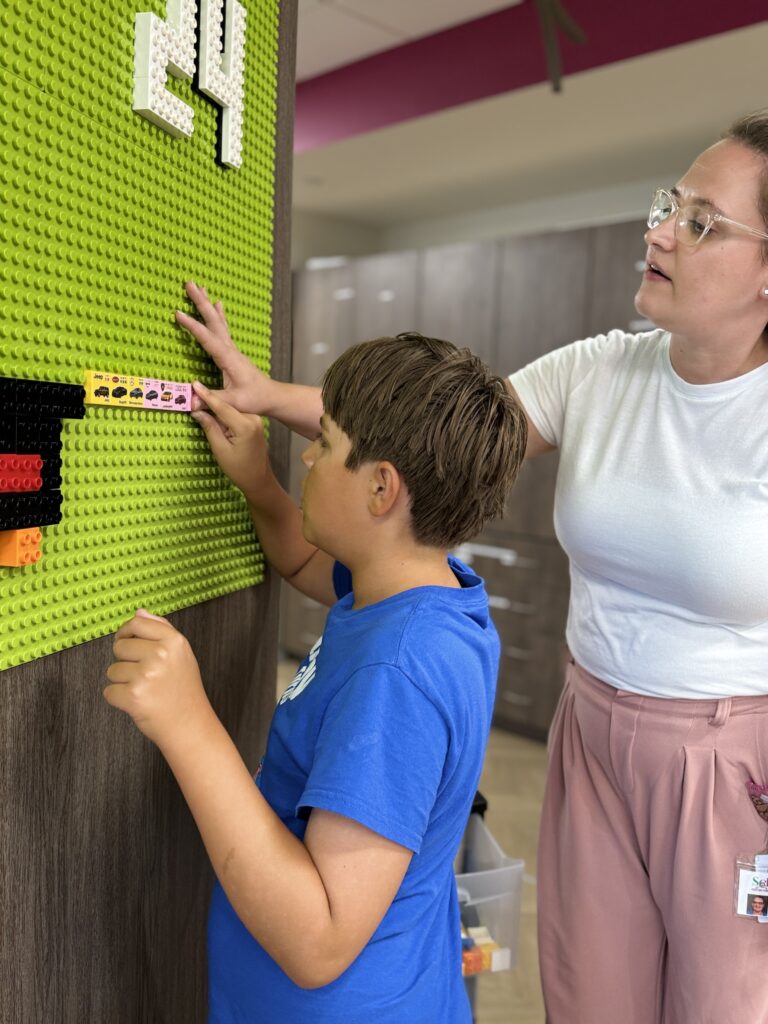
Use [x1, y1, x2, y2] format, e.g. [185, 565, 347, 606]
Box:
[573, 327, 667, 363]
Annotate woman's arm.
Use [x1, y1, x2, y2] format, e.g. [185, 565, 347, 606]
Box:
[506, 381, 557, 459]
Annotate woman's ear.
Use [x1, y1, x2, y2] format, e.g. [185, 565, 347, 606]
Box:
[368, 461, 401, 517]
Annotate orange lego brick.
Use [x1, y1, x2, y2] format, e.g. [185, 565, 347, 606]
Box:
[0, 528, 43, 566]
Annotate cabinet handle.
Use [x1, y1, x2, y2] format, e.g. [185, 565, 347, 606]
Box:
[453, 541, 537, 570]
[500, 690, 534, 707]
[504, 645, 533, 660]
[488, 595, 535, 614]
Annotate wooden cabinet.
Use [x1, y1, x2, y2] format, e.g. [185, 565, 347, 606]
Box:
[495, 228, 593, 373]
[353, 251, 420, 339]
[291, 263, 356, 387]
[416, 241, 499, 366]
[588, 219, 650, 336]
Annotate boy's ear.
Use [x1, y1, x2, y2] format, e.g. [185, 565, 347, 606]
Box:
[367, 461, 402, 517]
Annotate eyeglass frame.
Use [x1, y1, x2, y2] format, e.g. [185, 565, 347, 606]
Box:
[648, 187, 768, 246]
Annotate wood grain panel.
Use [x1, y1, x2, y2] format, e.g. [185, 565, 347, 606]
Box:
[588, 219, 650, 336]
[495, 228, 593, 373]
[416, 241, 500, 366]
[352, 251, 420, 339]
[291, 264, 356, 385]
[0, 3, 297, 1020]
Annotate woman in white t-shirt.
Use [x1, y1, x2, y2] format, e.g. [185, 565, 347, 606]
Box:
[176, 110, 768, 1024]
[505, 111, 768, 1024]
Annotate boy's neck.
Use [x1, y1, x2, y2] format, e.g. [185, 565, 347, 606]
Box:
[346, 546, 460, 610]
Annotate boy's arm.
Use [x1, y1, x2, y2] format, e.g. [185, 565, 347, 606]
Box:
[177, 281, 323, 440]
[104, 614, 412, 988]
[192, 382, 336, 606]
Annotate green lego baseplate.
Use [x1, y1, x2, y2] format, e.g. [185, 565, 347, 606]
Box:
[0, 1, 280, 671]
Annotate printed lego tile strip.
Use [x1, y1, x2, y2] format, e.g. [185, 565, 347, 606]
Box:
[0, 0, 279, 671]
[84, 370, 193, 412]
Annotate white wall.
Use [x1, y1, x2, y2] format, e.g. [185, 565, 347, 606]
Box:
[290, 209, 382, 268]
[292, 172, 675, 265]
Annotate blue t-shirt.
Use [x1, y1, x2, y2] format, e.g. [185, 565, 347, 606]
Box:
[207, 556, 499, 1023]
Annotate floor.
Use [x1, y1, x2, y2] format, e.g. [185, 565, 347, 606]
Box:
[276, 657, 548, 1023]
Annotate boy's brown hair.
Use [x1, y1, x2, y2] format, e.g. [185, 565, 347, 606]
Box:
[321, 332, 527, 548]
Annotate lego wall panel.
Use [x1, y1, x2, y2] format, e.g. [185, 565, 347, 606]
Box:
[0, 1, 279, 670]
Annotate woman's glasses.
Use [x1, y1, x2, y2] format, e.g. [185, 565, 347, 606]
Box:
[648, 187, 768, 247]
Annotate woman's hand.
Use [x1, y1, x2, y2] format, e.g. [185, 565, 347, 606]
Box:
[176, 280, 276, 415]
[104, 610, 215, 749]
[191, 382, 272, 501]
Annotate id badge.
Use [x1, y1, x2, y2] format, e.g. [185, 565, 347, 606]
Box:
[734, 853, 768, 922]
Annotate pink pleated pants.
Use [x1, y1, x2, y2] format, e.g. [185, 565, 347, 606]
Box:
[538, 659, 768, 1024]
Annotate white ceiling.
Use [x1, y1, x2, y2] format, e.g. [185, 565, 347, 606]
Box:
[292, 9, 768, 237]
[296, 0, 523, 81]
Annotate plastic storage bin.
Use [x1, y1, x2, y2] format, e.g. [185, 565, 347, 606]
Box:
[456, 813, 524, 970]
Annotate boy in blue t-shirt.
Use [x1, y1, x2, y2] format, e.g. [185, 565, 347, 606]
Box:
[104, 289, 527, 1023]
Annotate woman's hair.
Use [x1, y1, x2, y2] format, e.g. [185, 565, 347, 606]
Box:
[724, 109, 768, 262]
[321, 332, 527, 548]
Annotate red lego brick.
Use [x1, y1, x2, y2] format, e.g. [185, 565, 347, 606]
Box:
[0, 528, 42, 566]
[0, 454, 43, 492]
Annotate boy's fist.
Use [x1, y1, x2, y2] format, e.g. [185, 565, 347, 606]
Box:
[104, 610, 213, 748]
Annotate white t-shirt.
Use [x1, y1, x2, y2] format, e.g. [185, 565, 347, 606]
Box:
[509, 329, 768, 699]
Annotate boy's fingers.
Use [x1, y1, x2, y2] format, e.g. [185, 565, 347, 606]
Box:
[191, 410, 233, 458]
[112, 637, 154, 664]
[103, 681, 136, 713]
[105, 660, 135, 685]
[135, 608, 169, 624]
[175, 309, 217, 354]
[192, 382, 249, 431]
[114, 614, 173, 643]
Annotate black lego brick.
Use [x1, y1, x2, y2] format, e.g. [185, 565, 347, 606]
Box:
[0, 492, 63, 530]
[0, 377, 85, 420]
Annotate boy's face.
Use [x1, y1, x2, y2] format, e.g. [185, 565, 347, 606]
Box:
[300, 414, 369, 555]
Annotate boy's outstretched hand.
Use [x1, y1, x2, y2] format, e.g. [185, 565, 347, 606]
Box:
[176, 281, 275, 415]
[191, 382, 272, 501]
[104, 610, 214, 748]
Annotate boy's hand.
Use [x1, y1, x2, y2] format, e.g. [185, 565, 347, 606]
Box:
[104, 610, 214, 748]
[176, 281, 275, 415]
[191, 383, 271, 501]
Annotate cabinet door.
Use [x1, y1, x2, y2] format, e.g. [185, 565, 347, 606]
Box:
[454, 535, 570, 737]
[500, 452, 560, 541]
[588, 219, 652, 336]
[495, 228, 593, 374]
[292, 264, 357, 385]
[353, 251, 419, 339]
[416, 241, 499, 365]
[494, 228, 592, 540]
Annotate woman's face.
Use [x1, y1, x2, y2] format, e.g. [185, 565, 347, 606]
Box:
[753, 895, 766, 913]
[635, 139, 768, 340]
